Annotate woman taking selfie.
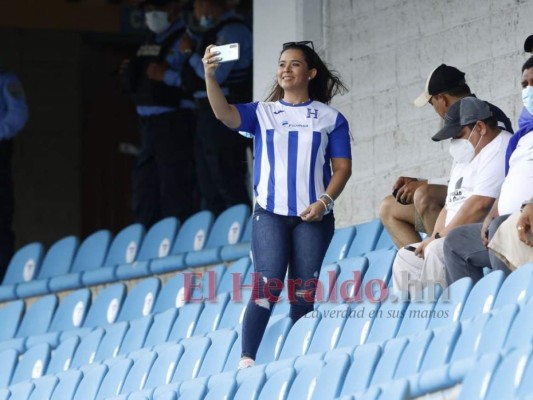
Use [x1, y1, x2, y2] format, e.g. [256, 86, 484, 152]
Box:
[202, 40, 352, 368]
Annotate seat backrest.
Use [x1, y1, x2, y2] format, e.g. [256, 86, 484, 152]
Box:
[29, 375, 59, 400]
[83, 283, 126, 328]
[192, 292, 230, 335]
[46, 336, 80, 375]
[315, 263, 339, 306]
[346, 219, 383, 258]
[204, 204, 250, 248]
[153, 273, 194, 313]
[167, 302, 205, 342]
[476, 304, 518, 355]
[144, 344, 184, 389]
[120, 351, 157, 393]
[172, 336, 211, 381]
[93, 322, 129, 363]
[70, 230, 112, 274]
[38, 236, 79, 279]
[419, 322, 461, 372]
[361, 249, 397, 299]
[257, 367, 295, 400]
[72, 364, 108, 400]
[11, 343, 51, 385]
[374, 227, 396, 251]
[278, 311, 321, 360]
[48, 288, 91, 332]
[143, 308, 178, 348]
[218, 257, 251, 295]
[312, 353, 351, 400]
[457, 353, 501, 400]
[335, 302, 380, 348]
[0, 300, 25, 341]
[117, 277, 161, 322]
[484, 346, 532, 400]
[493, 263, 533, 308]
[197, 329, 238, 377]
[255, 316, 293, 364]
[450, 313, 491, 364]
[323, 226, 357, 264]
[95, 358, 133, 400]
[307, 304, 349, 353]
[171, 210, 214, 254]
[369, 337, 408, 387]
[16, 295, 58, 338]
[2, 242, 44, 285]
[461, 270, 505, 320]
[329, 257, 368, 304]
[240, 216, 253, 242]
[50, 370, 83, 400]
[427, 277, 473, 330]
[136, 217, 179, 261]
[393, 331, 433, 379]
[0, 348, 18, 388]
[103, 223, 145, 266]
[340, 344, 382, 396]
[505, 299, 533, 349]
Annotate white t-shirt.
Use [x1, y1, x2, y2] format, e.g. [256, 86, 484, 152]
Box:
[498, 132, 533, 215]
[445, 132, 511, 226]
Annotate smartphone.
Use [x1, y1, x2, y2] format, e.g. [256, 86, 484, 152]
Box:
[404, 245, 417, 252]
[210, 43, 240, 63]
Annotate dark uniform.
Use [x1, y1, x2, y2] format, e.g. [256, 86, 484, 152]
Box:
[121, 17, 197, 228]
[183, 10, 253, 216]
[0, 71, 28, 279]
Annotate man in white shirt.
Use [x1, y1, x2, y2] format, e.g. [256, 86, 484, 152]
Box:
[392, 97, 511, 298]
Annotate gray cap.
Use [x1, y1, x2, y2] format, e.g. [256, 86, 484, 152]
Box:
[432, 97, 492, 142]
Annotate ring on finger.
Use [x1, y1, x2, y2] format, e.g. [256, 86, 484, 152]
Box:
[518, 225, 525, 231]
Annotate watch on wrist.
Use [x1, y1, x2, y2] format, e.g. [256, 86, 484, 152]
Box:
[521, 199, 533, 212]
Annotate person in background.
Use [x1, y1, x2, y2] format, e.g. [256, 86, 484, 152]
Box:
[379, 65, 513, 249]
[0, 67, 28, 280]
[179, 0, 252, 215]
[120, 0, 196, 228]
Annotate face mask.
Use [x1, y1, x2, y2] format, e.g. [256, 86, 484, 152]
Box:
[199, 15, 214, 29]
[448, 126, 482, 163]
[145, 11, 170, 34]
[522, 86, 533, 115]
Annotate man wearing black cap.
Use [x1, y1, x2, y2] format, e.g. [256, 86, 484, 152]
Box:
[380, 64, 513, 250]
[392, 97, 511, 298]
[119, 0, 197, 228]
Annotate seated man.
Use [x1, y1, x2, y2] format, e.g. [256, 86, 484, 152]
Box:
[444, 57, 533, 284]
[380, 65, 513, 249]
[392, 97, 511, 298]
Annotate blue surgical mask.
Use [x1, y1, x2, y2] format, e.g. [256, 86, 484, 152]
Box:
[199, 15, 214, 29]
[522, 86, 533, 115]
[145, 11, 170, 34]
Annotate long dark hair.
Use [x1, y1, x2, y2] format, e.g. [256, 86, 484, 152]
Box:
[265, 43, 348, 105]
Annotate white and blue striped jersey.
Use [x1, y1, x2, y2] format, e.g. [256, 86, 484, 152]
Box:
[235, 99, 351, 216]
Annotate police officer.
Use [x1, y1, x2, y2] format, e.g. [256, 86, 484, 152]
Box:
[0, 69, 28, 280]
[180, 0, 252, 216]
[120, 0, 196, 228]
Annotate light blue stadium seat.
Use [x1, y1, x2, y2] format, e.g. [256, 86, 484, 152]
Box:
[311, 353, 351, 399]
[517, 346, 533, 396]
[484, 346, 532, 400]
[375, 226, 396, 251]
[10, 342, 51, 385]
[175, 379, 206, 400]
[118, 316, 153, 355]
[50, 370, 83, 400]
[69, 328, 105, 369]
[0, 348, 18, 387]
[223, 332, 242, 372]
[456, 352, 501, 400]
[82, 224, 145, 286]
[395, 287, 440, 338]
[339, 344, 382, 396]
[460, 269, 504, 321]
[7, 382, 34, 400]
[217, 257, 251, 295]
[26, 288, 91, 348]
[357, 388, 381, 400]
[48, 230, 112, 292]
[505, 299, 533, 349]
[150, 211, 214, 274]
[364, 298, 408, 344]
[0, 389, 8, 400]
[167, 302, 204, 342]
[117, 278, 160, 322]
[323, 226, 357, 265]
[377, 379, 409, 400]
[369, 337, 409, 387]
[335, 302, 380, 348]
[143, 344, 184, 390]
[94, 322, 129, 362]
[46, 336, 80, 375]
[0, 242, 43, 302]
[204, 373, 238, 400]
[143, 308, 178, 349]
[185, 204, 250, 267]
[0, 300, 24, 341]
[192, 292, 230, 335]
[199, 263, 226, 296]
[328, 257, 368, 305]
[284, 361, 325, 399]
[170, 336, 211, 382]
[119, 351, 157, 395]
[427, 277, 473, 330]
[116, 217, 179, 280]
[393, 331, 433, 381]
[29, 375, 59, 400]
[152, 273, 194, 313]
[233, 368, 266, 400]
[345, 219, 383, 258]
[0, 294, 57, 353]
[307, 304, 349, 353]
[16, 236, 79, 298]
[220, 215, 253, 262]
[277, 311, 321, 360]
[197, 329, 238, 378]
[257, 367, 295, 400]
[153, 390, 178, 400]
[95, 358, 133, 400]
[314, 263, 339, 307]
[361, 248, 396, 300]
[493, 262, 533, 308]
[217, 289, 250, 330]
[73, 364, 108, 400]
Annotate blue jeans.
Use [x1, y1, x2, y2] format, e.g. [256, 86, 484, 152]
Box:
[241, 204, 334, 359]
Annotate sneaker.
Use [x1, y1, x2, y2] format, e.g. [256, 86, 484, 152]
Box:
[238, 357, 255, 370]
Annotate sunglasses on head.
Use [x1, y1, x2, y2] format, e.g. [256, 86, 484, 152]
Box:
[282, 41, 315, 51]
